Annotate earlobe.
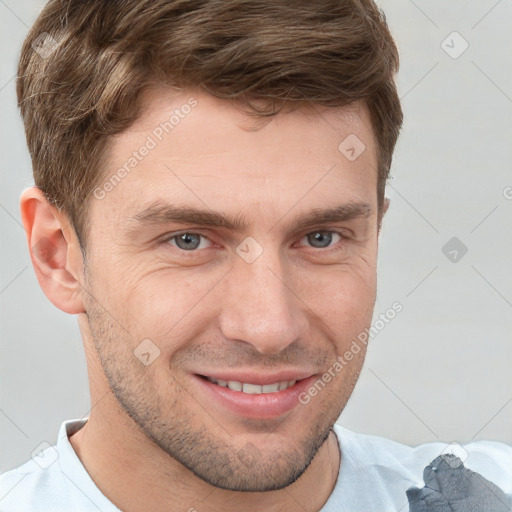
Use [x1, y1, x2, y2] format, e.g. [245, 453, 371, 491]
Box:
[20, 187, 86, 314]
[383, 197, 390, 215]
[378, 197, 390, 234]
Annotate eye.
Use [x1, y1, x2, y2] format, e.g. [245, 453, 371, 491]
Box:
[166, 232, 212, 251]
[298, 230, 343, 249]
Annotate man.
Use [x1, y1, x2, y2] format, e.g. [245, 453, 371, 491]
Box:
[1, 0, 511, 511]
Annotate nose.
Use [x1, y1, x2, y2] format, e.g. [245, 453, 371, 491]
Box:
[218, 250, 308, 355]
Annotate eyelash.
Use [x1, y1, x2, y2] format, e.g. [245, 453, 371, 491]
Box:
[160, 230, 347, 252]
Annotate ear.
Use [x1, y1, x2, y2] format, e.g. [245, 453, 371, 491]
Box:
[20, 187, 86, 314]
[377, 197, 390, 234]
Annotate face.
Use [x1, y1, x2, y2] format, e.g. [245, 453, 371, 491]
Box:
[80, 87, 381, 492]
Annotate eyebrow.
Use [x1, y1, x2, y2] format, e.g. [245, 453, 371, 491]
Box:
[129, 201, 373, 233]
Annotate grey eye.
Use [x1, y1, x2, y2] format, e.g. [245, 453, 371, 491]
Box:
[171, 233, 204, 250]
[305, 231, 340, 248]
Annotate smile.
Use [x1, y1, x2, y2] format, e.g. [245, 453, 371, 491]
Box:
[204, 376, 297, 394]
[193, 373, 317, 420]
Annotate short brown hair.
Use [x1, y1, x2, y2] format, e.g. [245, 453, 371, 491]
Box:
[17, 0, 403, 246]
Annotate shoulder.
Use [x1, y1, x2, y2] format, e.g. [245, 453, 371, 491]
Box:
[0, 447, 70, 511]
[0, 418, 119, 512]
[332, 423, 512, 493]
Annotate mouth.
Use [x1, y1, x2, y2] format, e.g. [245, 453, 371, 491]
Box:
[197, 375, 299, 394]
[192, 373, 316, 420]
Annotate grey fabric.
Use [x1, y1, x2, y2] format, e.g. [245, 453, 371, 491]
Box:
[407, 453, 511, 511]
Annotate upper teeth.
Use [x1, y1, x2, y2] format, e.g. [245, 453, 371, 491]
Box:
[206, 377, 297, 394]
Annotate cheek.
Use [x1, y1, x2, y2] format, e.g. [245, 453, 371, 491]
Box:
[88, 239, 377, 354]
[292, 261, 376, 330]
[112, 267, 224, 346]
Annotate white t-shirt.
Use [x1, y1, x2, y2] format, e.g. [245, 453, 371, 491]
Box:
[1, 418, 511, 511]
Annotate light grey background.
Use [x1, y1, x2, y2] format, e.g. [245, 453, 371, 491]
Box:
[1, 0, 511, 472]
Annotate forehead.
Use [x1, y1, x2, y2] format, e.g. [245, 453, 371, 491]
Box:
[94, 86, 378, 227]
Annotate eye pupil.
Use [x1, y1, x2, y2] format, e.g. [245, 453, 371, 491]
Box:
[175, 233, 201, 250]
[307, 231, 333, 248]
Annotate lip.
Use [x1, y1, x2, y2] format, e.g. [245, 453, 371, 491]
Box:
[192, 373, 317, 420]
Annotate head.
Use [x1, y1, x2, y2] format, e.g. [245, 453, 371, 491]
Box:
[18, 0, 402, 493]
